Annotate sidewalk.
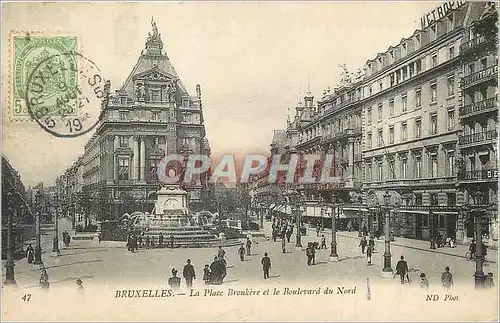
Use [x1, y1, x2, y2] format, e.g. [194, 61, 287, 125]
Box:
[308, 227, 497, 264]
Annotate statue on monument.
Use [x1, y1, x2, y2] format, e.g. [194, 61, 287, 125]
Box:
[148, 17, 160, 42]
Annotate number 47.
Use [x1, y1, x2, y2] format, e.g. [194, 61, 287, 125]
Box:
[21, 294, 31, 302]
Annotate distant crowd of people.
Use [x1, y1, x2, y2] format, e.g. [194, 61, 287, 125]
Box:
[126, 232, 175, 252]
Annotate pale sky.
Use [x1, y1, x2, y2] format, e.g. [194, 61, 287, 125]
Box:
[2, 1, 441, 187]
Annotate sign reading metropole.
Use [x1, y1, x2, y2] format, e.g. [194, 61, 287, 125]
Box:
[420, 1, 466, 30]
[156, 152, 344, 185]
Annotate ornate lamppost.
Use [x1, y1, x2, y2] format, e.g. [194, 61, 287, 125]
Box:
[381, 191, 393, 278]
[34, 190, 43, 265]
[473, 189, 487, 289]
[4, 191, 17, 285]
[323, 202, 339, 262]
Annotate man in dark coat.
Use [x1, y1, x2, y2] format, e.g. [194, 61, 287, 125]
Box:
[183, 259, 196, 289]
[286, 225, 293, 243]
[158, 233, 164, 248]
[306, 243, 314, 266]
[170, 234, 175, 248]
[261, 252, 271, 279]
[395, 255, 409, 284]
[246, 237, 252, 256]
[359, 236, 367, 254]
[366, 244, 373, 266]
[281, 236, 286, 254]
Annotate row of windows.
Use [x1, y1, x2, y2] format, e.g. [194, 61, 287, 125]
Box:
[366, 109, 455, 149]
[118, 136, 167, 148]
[366, 77, 455, 124]
[365, 151, 456, 182]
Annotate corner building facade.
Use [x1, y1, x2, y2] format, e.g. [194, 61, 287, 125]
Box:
[80, 23, 212, 220]
[267, 2, 497, 244]
[458, 3, 498, 242]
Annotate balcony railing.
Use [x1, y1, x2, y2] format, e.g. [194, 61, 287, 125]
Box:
[459, 97, 498, 117]
[460, 35, 497, 55]
[461, 65, 498, 89]
[364, 176, 457, 188]
[459, 168, 498, 181]
[458, 130, 497, 146]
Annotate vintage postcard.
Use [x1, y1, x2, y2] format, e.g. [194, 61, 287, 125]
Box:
[1, 1, 498, 322]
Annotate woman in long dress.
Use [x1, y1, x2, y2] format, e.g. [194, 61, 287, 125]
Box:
[26, 244, 34, 264]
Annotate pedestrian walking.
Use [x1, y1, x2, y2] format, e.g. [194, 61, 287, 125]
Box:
[170, 234, 174, 248]
[420, 273, 429, 290]
[217, 246, 226, 259]
[469, 239, 476, 260]
[395, 256, 409, 284]
[366, 244, 373, 266]
[64, 232, 71, 247]
[138, 235, 143, 248]
[209, 257, 218, 284]
[218, 256, 227, 283]
[76, 278, 84, 292]
[168, 269, 181, 290]
[158, 233, 164, 248]
[39, 269, 50, 291]
[306, 243, 314, 266]
[246, 237, 252, 256]
[26, 244, 34, 264]
[485, 272, 495, 289]
[133, 234, 138, 252]
[238, 245, 245, 261]
[281, 236, 286, 254]
[441, 266, 453, 289]
[261, 252, 271, 279]
[368, 236, 375, 252]
[183, 259, 196, 289]
[286, 225, 292, 243]
[320, 235, 327, 249]
[316, 226, 321, 237]
[203, 265, 211, 285]
[359, 236, 367, 254]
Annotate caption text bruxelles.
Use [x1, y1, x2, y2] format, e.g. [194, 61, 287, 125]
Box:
[114, 286, 357, 298]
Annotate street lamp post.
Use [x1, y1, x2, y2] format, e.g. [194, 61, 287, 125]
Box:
[329, 204, 339, 262]
[295, 203, 303, 250]
[52, 198, 60, 254]
[4, 192, 17, 285]
[430, 211, 437, 249]
[34, 191, 43, 265]
[473, 189, 487, 289]
[382, 191, 393, 278]
[287, 189, 303, 250]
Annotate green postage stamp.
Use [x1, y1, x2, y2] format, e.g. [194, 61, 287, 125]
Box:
[10, 32, 78, 119]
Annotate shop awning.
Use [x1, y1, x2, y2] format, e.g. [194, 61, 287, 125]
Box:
[275, 204, 292, 215]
